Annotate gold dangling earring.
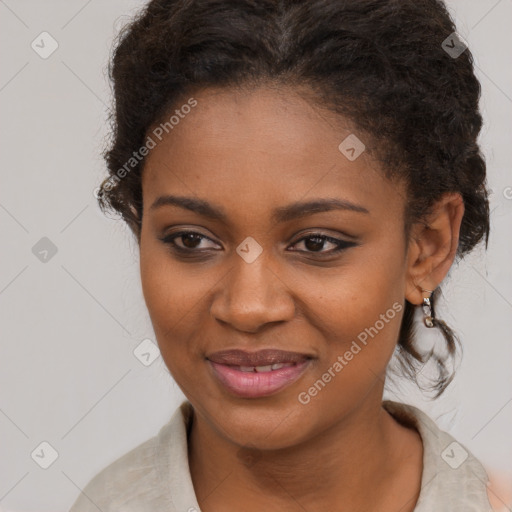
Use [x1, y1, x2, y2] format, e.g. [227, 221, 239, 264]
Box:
[420, 287, 435, 328]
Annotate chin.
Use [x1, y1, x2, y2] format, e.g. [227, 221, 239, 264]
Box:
[204, 396, 314, 450]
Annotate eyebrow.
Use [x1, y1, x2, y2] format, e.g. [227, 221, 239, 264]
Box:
[150, 194, 370, 223]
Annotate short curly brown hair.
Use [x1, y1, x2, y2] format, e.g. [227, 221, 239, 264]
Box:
[97, 0, 490, 398]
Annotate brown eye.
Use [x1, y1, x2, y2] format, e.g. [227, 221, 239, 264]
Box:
[179, 233, 204, 249]
[160, 231, 220, 253]
[289, 234, 357, 255]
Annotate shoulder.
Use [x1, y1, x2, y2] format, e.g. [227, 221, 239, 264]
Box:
[68, 403, 191, 511]
[383, 400, 493, 511]
[68, 434, 163, 511]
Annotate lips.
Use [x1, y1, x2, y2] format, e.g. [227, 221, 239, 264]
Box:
[206, 348, 313, 398]
[206, 348, 311, 367]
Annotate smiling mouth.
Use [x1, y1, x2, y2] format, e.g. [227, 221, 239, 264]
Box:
[205, 348, 314, 398]
[226, 362, 298, 372]
[206, 348, 313, 367]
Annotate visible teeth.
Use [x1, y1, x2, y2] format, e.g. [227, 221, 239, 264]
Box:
[236, 363, 296, 372]
[255, 365, 273, 372]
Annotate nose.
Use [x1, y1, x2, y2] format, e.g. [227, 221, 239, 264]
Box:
[210, 251, 296, 333]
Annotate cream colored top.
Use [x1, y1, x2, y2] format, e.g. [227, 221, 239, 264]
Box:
[69, 400, 493, 511]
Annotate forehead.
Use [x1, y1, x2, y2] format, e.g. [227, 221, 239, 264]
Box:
[145, 85, 353, 164]
[141, 85, 405, 221]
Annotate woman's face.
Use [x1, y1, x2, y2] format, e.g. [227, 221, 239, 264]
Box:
[140, 85, 413, 449]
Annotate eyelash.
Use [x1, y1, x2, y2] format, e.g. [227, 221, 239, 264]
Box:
[159, 230, 357, 258]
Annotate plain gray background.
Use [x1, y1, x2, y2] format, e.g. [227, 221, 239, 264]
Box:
[0, 0, 511, 510]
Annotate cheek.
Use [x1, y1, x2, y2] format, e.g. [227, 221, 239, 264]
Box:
[309, 287, 403, 389]
[139, 255, 201, 399]
[303, 238, 404, 336]
[139, 242, 195, 358]
[294, 285, 404, 431]
[139, 239, 223, 393]
[140, 236, 205, 327]
[301, 240, 406, 386]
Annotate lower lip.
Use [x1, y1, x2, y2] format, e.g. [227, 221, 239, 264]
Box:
[208, 359, 312, 398]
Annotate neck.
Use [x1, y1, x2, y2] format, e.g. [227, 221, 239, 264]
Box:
[187, 389, 418, 511]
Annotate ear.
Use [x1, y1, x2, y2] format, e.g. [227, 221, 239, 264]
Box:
[405, 192, 465, 306]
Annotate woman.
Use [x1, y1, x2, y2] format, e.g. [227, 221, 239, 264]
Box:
[70, 0, 493, 510]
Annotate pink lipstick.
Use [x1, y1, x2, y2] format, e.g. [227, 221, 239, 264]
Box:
[207, 349, 313, 398]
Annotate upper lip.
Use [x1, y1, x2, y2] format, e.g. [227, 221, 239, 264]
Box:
[206, 349, 312, 367]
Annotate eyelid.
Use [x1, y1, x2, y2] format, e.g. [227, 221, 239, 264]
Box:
[161, 229, 221, 250]
[159, 228, 358, 257]
[288, 233, 357, 255]
[290, 228, 358, 243]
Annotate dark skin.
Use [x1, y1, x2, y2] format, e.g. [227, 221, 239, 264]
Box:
[139, 85, 465, 511]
